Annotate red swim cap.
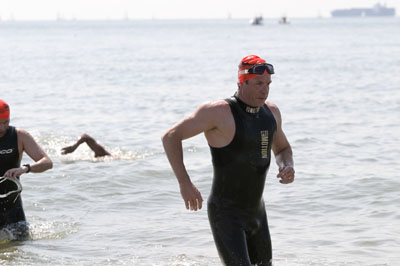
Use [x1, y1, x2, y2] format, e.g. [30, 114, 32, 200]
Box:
[0, 99, 10, 119]
[238, 55, 267, 83]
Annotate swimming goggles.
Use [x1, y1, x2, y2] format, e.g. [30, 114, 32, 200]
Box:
[239, 63, 274, 75]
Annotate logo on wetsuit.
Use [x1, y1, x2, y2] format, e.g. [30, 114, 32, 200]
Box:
[0, 149, 13, 154]
[261, 131, 269, 159]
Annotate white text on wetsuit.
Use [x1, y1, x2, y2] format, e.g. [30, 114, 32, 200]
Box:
[0, 149, 13, 154]
[261, 131, 269, 159]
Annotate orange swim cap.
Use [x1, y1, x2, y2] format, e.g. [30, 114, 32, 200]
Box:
[238, 55, 267, 83]
[0, 99, 10, 119]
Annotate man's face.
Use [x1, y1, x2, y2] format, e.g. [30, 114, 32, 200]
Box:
[0, 119, 10, 137]
[239, 73, 272, 107]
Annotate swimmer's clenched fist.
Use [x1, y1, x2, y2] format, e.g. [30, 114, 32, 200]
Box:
[277, 166, 295, 184]
[179, 180, 203, 211]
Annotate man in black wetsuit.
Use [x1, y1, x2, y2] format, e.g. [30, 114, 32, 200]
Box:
[162, 55, 295, 266]
[0, 99, 53, 240]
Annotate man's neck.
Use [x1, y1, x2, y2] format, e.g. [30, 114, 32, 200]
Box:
[0, 128, 8, 138]
[234, 92, 260, 114]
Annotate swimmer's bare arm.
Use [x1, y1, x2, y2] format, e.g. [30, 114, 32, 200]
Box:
[268, 102, 295, 184]
[4, 129, 53, 178]
[61, 133, 110, 157]
[162, 101, 227, 211]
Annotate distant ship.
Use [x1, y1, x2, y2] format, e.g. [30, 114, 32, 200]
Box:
[331, 3, 396, 17]
[249, 16, 263, 25]
[278, 16, 290, 24]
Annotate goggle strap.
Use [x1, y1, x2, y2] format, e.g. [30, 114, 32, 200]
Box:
[0, 177, 22, 203]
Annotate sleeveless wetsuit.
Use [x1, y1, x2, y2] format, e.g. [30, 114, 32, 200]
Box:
[208, 96, 277, 266]
[0, 126, 28, 239]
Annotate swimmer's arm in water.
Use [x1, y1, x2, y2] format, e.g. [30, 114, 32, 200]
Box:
[162, 101, 226, 211]
[4, 129, 53, 179]
[61, 133, 111, 157]
[268, 102, 295, 184]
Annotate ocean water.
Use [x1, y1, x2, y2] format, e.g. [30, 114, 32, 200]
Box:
[0, 17, 399, 265]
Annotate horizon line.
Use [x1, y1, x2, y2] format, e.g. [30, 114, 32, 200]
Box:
[1, 15, 398, 22]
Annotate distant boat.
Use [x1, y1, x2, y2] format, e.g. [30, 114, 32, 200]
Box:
[278, 16, 290, 24]
[331, 3, 395, 17]
[250, 16, 263, 25]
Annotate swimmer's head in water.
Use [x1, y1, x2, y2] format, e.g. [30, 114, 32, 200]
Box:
[0, 100, 10, 119]
[238, 55, 274, 83]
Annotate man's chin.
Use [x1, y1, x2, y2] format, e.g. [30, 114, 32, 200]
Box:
[256, 99, 266, 107]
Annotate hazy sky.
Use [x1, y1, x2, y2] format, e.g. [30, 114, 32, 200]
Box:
[1, 0, 399, 20]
